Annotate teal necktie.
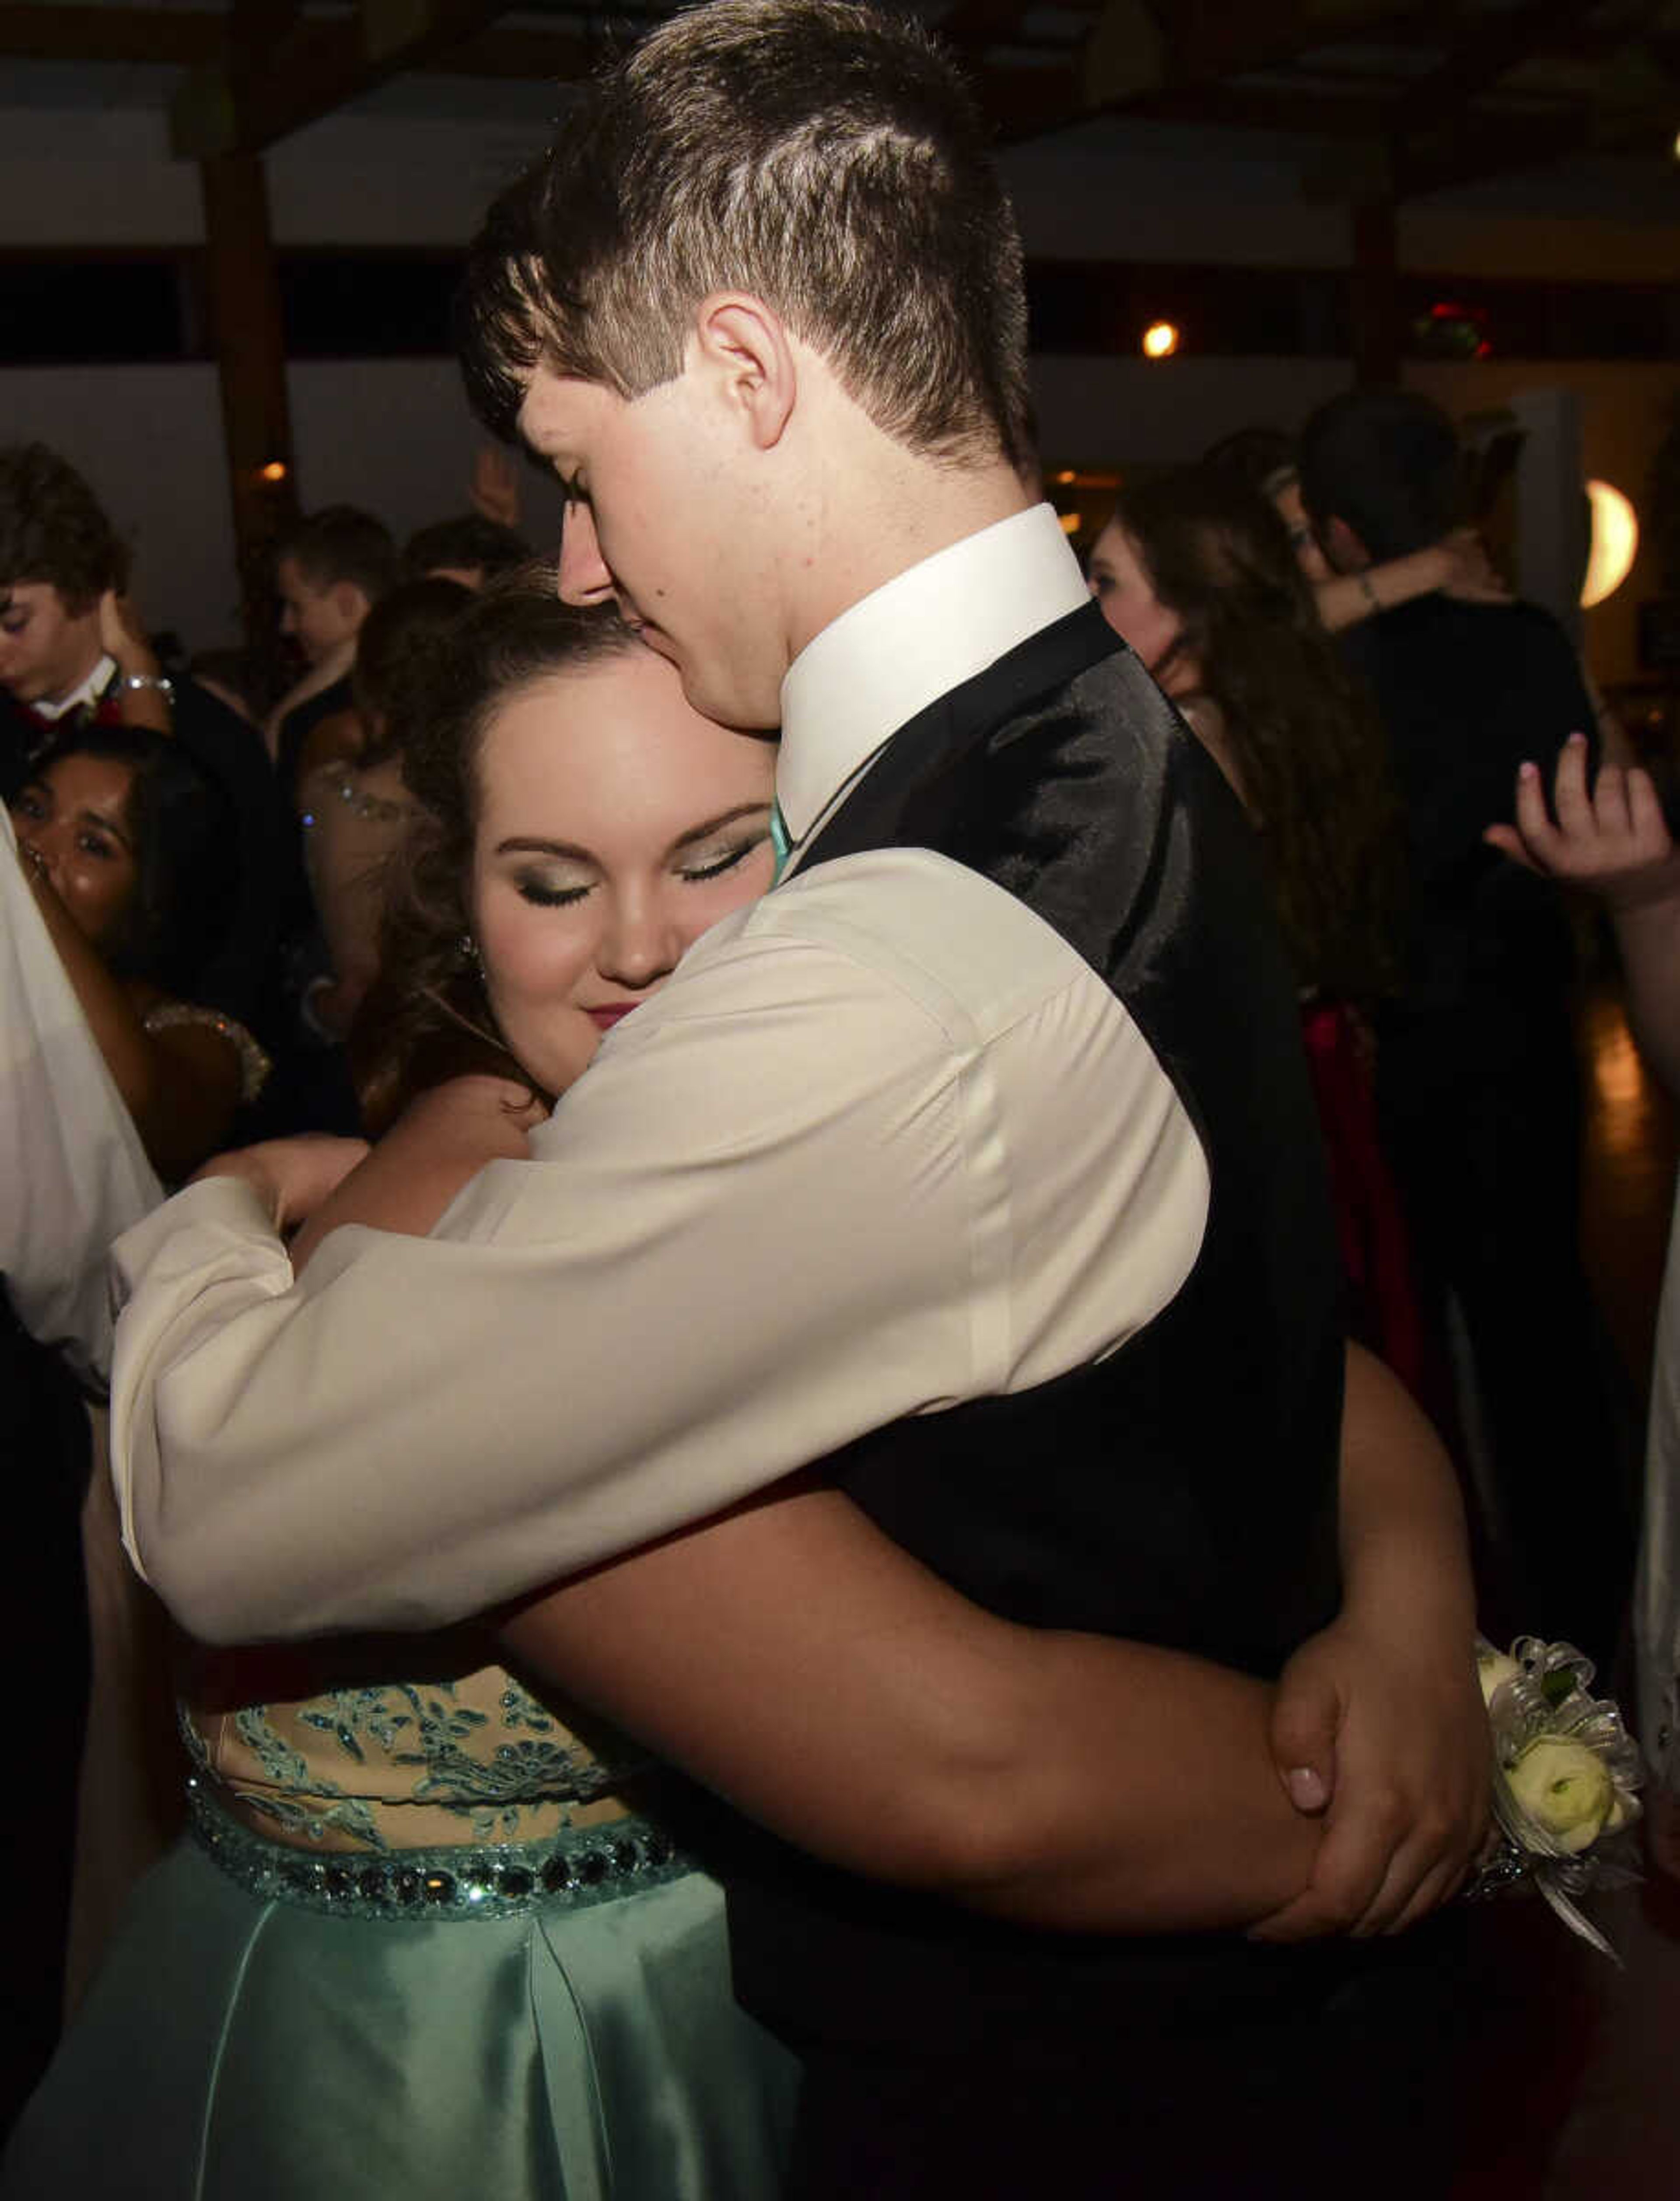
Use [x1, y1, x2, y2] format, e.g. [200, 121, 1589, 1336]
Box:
[770, 799, 792, 883]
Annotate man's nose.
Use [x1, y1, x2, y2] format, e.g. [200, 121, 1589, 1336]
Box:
[556, 504, 615, 606]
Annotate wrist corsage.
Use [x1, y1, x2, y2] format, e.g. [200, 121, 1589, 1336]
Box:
[1469, 1636, 1642, 1960]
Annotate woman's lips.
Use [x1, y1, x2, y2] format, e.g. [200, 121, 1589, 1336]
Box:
[587, 1003, 638, 1032]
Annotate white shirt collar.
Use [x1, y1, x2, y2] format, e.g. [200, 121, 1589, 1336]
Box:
[34, 653, 117, 722]
[776, 504, 1089, 845]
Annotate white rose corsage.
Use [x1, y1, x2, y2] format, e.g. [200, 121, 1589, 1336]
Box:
[1469, 1636, 1643, 1960]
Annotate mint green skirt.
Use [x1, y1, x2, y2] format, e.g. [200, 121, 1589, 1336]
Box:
[4, 1820, 797, 2199]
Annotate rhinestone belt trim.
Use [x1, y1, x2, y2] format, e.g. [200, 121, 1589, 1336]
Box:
[186, 1778, 690, 1923]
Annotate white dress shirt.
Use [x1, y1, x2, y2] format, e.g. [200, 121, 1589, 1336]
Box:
[110, 507, 1209, 1642]
[33, 652, 118, 721]
[2, 809, 160, 1382]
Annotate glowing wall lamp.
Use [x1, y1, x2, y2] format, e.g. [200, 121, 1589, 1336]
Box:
[1141, 320, 1180, 360]
[1581, 480, 1638, 609]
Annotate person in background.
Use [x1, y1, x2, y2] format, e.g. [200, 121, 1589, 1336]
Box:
[298, 576, 474, 1041]
[0, 797, 158, 2133]
[266, 506, 398, 808]
[402, 513, 531, 590]
[1487, 736, 1680, 1873]
[12, 725, 268, 1179]
[1089, 464, 1429, 1403]
[0, 444, 286, 1034]
[1299, 385, 1633, 1670]
[1204, 423, 1510, 633]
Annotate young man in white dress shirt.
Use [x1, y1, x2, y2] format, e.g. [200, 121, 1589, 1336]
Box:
[110, 3, 1489, 2188]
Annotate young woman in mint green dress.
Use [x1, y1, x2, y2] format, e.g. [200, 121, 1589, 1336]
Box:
[3, 587, 794, 2200]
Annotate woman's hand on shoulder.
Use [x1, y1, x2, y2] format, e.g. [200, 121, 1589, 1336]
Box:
[1435, 528, 1509, 605]
[286, 1077, 548, 1274]
[393, 1072, 550, 1148]
[193, 1134, 372, 1233]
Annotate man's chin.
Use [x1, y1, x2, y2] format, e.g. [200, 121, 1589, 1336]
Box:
[676, 665, 780, 736]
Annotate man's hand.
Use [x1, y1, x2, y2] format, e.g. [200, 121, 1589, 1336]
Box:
[1485, 730, 1675, 904]
[192, 1135, 369, 1234]
[97, 588, 158, 673]
[1252, 1612, 1488, 1941]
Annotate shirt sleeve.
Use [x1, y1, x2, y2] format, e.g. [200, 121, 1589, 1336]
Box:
[0, 810, 160, 1383]
[111, 851, 1205, 1643]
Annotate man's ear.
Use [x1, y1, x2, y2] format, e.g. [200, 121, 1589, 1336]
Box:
[332, 581, 371, 629]
[688, 293, 796, 452]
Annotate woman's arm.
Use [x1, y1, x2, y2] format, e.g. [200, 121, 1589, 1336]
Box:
[18, 847, 241, 1178]
[99, 591, 172, 736]
[1315, 532, 1507, 634]
[286, 1073, 544, 1269]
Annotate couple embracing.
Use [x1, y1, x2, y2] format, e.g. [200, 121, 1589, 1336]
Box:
[13, 4, 1488, 2196]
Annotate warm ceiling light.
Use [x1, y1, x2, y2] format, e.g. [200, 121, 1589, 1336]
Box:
[1582, 479, 1638, 609]
[1141, 320, 1180, 360]
[259, 460, 288, 483]
[1059, 511, 1082, 536]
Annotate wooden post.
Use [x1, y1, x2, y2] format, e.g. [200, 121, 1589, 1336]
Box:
[1350, 193, 1400, 388]
[198, 150, 297, 658]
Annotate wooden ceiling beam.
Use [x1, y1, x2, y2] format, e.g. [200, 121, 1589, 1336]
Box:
[0, 3, 599, 81]
[0, 3, 223, 65]
[169, 0, 515, 155]
[1387, 0, 1600, 129]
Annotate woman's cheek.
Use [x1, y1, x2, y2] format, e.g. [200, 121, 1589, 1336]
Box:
[485, 976, 601, 1099]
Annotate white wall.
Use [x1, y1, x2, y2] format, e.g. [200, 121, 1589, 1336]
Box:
[1, 97, 1672, 674]
[0, 357, 570, 651]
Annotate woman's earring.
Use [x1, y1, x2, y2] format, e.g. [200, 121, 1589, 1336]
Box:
[459, 932, 482, 968]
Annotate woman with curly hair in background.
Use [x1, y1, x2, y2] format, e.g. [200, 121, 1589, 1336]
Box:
[1089, 463, 1431, 1402]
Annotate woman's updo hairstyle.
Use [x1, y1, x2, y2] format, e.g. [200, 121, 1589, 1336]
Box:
[350, 576, 476, 770]
[351, 571, 644, 1133]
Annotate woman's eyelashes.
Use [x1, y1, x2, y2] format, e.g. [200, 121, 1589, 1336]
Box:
[513, 869, 591, 908]
[511, 829, 770, 909]
[677, 829, 770, 884]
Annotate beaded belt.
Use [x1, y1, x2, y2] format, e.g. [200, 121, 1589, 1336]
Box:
[186, 1778, 691, 1924]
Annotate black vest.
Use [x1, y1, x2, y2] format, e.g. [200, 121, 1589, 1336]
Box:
[693, 603, 1355, 2051]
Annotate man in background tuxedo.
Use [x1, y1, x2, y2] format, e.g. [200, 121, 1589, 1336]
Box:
[1300, 388, 1633, 1670]
[0, 442, 287, 1032]
[111, 8, 1489, 2192]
